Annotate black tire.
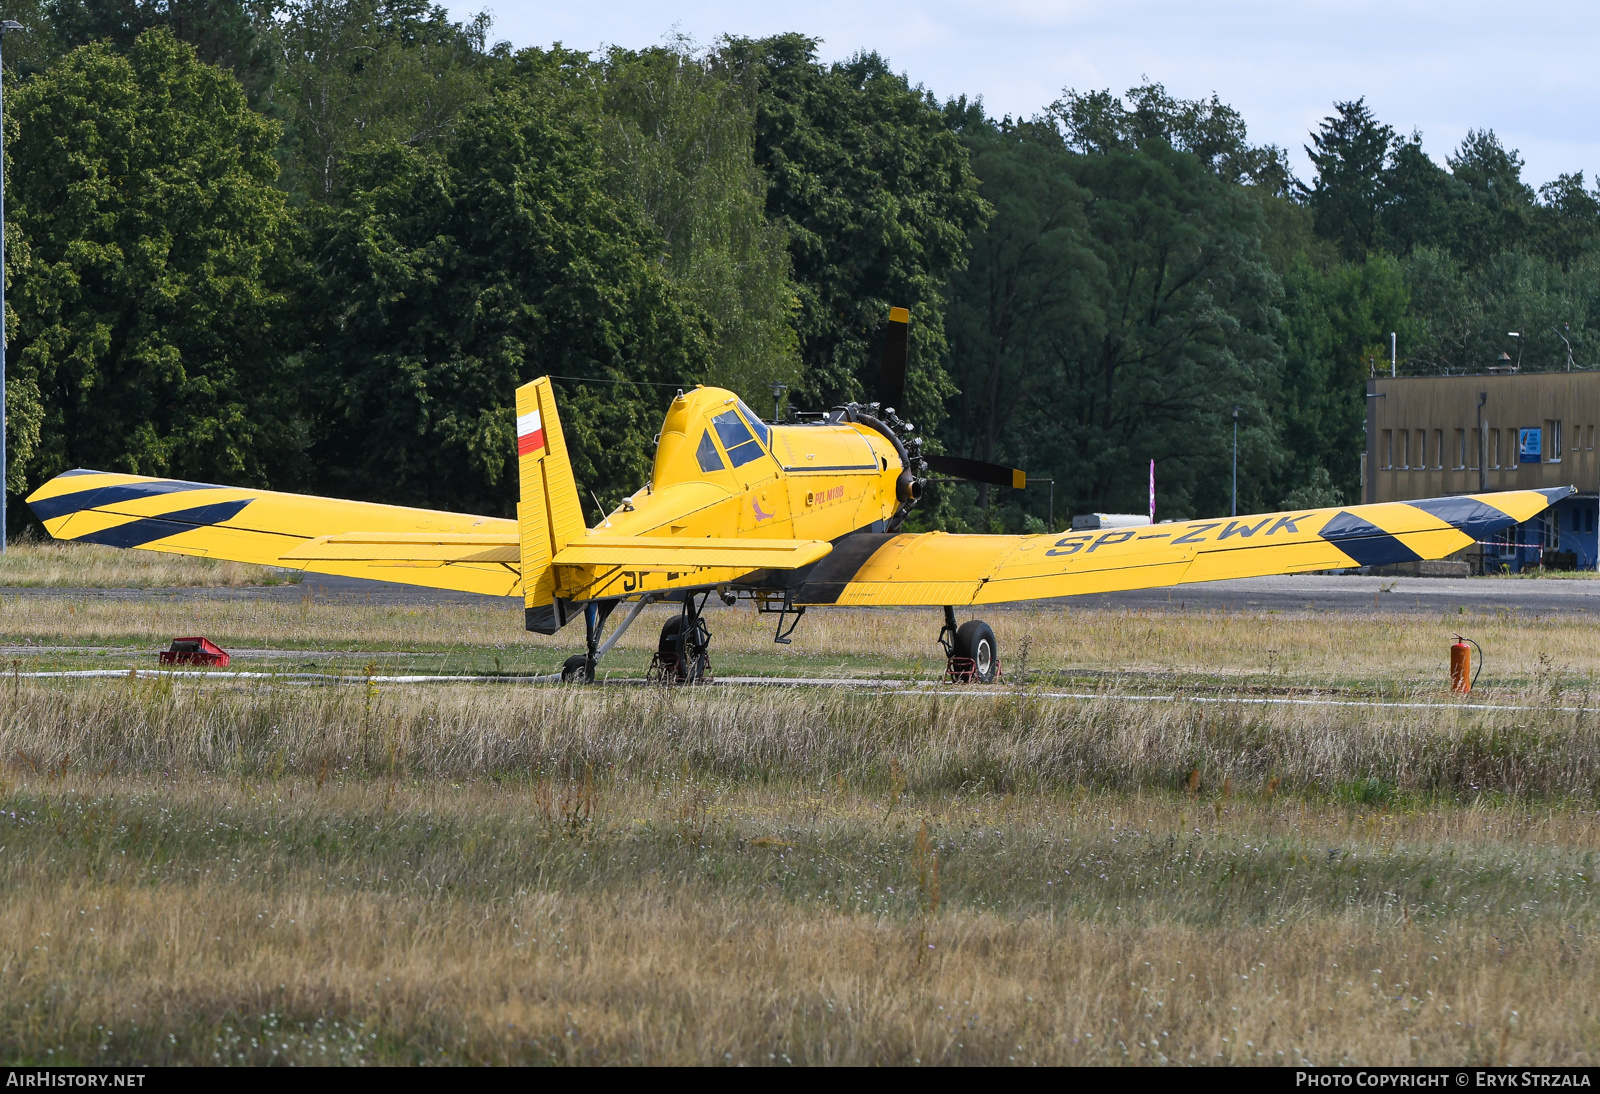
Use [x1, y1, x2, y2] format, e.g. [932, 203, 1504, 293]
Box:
[657, 614, 709, 683]
[953, 620, 998, 684]
[658, 615, 685, 654]
[560, 653, 594, 683]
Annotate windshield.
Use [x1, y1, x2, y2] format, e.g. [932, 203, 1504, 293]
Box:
[713, 410, 767, 468]
[735, 399, 770, 446]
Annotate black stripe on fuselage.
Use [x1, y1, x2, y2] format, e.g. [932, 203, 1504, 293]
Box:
[30, 473, 222, 522]
[791, 532, 901, 604]
[73, 499, 255, 549]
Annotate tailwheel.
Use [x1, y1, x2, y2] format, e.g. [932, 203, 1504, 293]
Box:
[945, 618, 999, 684]
[648, 596, 713, 684]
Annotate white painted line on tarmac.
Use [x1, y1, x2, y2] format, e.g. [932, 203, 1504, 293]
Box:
[11, 668, 565, 685]
[9, 667, 1586, 713]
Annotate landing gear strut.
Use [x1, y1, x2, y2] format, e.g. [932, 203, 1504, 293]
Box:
[561, 600, 618, 683]
[560, 596, 658, 683]
[939, 605, 999, 684]
[650, 591, 713, 684]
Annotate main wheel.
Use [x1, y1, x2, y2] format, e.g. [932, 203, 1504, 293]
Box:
[952, 620, 998, 684]
[560, 653, 594, 683]
[657, 614, 710, 683]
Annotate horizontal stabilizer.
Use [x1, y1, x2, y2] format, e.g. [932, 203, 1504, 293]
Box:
[554, 535, 832, 570]
[283, 532, 520, 563]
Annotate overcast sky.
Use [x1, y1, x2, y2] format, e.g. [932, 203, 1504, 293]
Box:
[443, 0, 1600, 191]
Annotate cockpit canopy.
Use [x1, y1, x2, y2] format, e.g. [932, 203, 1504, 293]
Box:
[654, 387, 775, 488]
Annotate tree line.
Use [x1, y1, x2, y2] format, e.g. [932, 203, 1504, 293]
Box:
[2, 0, 1596, 531]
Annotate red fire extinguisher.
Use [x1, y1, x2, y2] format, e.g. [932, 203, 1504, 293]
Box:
[1451, 635, 1481, 694]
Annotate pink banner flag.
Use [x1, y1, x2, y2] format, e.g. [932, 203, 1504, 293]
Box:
[1149, 459, 1155, 523]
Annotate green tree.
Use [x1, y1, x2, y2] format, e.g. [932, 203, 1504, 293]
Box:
[270, 0, 495, 201]
[1053, 81, 1294, 195]
[941, 107, 1094, 516]
[1300, 98, 1393, 259]
[943, 118, 1283, 524]
[7, 29, 298, 499]
[302, 82, 712, 513]
[1043, 143, 1284, 520]
[596, 43, 800, 412]
[715, 33, 989, 429]
[1534, 172, 1600, 268]
[1402, 245, 1599, 376]
[1276, 253, 1412, 504]
[1378, 131, 1465, 258]
[0, 0, 66, 76]
[1442, 129, 1536, 270]
[46, 0, 275, 102]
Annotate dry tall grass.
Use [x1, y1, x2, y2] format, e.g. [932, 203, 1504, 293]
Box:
[0, 539, 289, 588]
[3, 589, 1600, 1064]
[2, 775, 1595, 1065]
[1, 679, 1597, 799]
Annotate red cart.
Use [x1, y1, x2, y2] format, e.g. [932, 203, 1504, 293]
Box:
[159, 637, 230, 668]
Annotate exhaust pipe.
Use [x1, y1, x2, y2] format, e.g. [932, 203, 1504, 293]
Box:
[896, 471, 923, 502]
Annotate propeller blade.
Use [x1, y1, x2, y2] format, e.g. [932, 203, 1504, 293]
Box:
[923, 454, 1026, 489]
[878, 306, 910, 411]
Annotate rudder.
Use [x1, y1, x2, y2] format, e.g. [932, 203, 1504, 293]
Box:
[516, 378, 585, 633]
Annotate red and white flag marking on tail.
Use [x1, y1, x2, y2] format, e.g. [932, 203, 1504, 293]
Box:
[517, 408, 546, 456]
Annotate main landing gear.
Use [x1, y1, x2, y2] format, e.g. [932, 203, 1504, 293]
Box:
[557, 593, 717, 685]
[649, 591, 713, 684]
[938, 605, 999, 684]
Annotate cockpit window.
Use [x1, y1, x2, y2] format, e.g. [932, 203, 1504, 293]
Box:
[695, 429, 725, 473]
[735, 399, 770, 446]
[713, 410, 767, 468]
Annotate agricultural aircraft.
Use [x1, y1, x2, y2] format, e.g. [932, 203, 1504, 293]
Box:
[26, 308, 1569, 683]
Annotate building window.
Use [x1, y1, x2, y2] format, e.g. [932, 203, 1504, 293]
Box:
[1434, 429, 1444, 469]
[1491, 429, 1501, 469]
[1543, 515, 1560, 552]
[1382, 430, 1393, 470]
[1401, 430, 1411, 469]
[1494, 523, 1517, 556]
[1470, 429, 1480, 469]
[1416, 430, 1426, 469]
[1588, 425, 1595, 451]
[1454, 429, 1467, 470]
[1545, 420, 1562, 462]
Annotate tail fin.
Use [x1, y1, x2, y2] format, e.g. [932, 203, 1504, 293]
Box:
[516, 378, 586, 633]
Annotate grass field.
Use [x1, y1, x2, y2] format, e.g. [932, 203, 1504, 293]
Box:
[1, 559, 1599, 1064]
[3, 570, 1600, 692]
[0, 539, 293, 588]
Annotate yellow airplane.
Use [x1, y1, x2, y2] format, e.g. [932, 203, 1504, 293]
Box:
[26, 308, 1569, 683]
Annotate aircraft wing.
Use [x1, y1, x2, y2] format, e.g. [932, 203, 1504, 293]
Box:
[790, 488, 1571, 607]
[25, 470, 522, 597]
